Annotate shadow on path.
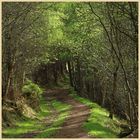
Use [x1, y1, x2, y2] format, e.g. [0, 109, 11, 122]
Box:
[45, 88, 92, 138]
[21, 88, 93, 138]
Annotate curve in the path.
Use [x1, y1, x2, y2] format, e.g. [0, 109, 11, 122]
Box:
[45, 88, 92, 138]
[21, 88, 92, 138]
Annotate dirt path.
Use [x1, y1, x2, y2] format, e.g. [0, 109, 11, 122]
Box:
[22, 88, 92, 138]
[45, 88, 92, 138]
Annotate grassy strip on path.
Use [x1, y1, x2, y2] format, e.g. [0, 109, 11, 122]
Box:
[35, 100, 71, 138]
[2, 97, 71, 138]
[69, 89, 127, 138]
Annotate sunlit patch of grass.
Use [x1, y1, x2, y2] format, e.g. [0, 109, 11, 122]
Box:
[37, 99, 50, 119]
[36, 127, 60, 138]
[70, 92, 124, 138]
[35, 100, 71, 138]
[35, 112, 69, 138]
[84, 107, 121, 138]
[2, 98, 51, 138]
[2, 118, 43, 138]
[51, 100, 71, 112]
[2, 98, 71, 138]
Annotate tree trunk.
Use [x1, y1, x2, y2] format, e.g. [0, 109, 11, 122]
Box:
[76, 57, 82, 93]
[53, 63, 58, 84]
[5, 60, 15, 100]
[67, 61, 73, 87]
[109, 70, 118, 119]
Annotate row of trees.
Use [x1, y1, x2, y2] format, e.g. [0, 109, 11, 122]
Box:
[47, 2, 138, 130]
[2, 2, 138, 133]
[2, 2, 53, 100]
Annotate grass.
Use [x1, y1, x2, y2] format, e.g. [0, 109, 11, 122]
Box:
[35, 112, 69, 138]
[2, 118, 41, 138]
[35, 100, 71, 138]
[2, 98, 50, 138]
[69, 89, 126, 138]
[2, 97, 71, 138]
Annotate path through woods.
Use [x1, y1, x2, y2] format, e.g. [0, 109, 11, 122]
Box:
[22, 88, 92, 138]
[2, 3, 138, 137]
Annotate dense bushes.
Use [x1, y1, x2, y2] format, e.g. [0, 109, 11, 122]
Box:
[22, 79, 44, 110]
[3, 80, 43, 128]
[22, 79, 43, 97]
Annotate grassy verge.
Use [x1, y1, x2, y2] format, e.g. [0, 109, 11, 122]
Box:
[2, 97, 71, 138]
[2, 98, 50, 138]
[69, 89, 126, 138]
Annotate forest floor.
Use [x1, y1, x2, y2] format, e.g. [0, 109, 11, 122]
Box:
[22, 88, 92, 138]
[3, 87, 124, 138]
[46, 88, 92, 138]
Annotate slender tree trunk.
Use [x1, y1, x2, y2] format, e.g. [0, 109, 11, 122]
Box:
[76, 57, 82, 93]
[53, 63, 58, 84]
[109, 70, 118, 119]
[89, 4, 137, 125]
[67, 61, 73, 87]
[60, 62, 64, 76]
[5, 59, 15, 100]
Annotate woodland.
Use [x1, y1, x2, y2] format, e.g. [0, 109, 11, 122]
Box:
[2, 2, 138, 138]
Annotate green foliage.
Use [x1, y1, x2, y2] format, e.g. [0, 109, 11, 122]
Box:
[2, 2, 138, 138]
[22, 80, 43, 97]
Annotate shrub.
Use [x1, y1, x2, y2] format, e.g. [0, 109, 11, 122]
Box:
[22, 80, 44, 111]
[22, 79, 43, 97]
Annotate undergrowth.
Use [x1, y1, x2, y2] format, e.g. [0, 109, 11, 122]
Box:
[22, 79, 43, 97]
[2, 97, 71, 138]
